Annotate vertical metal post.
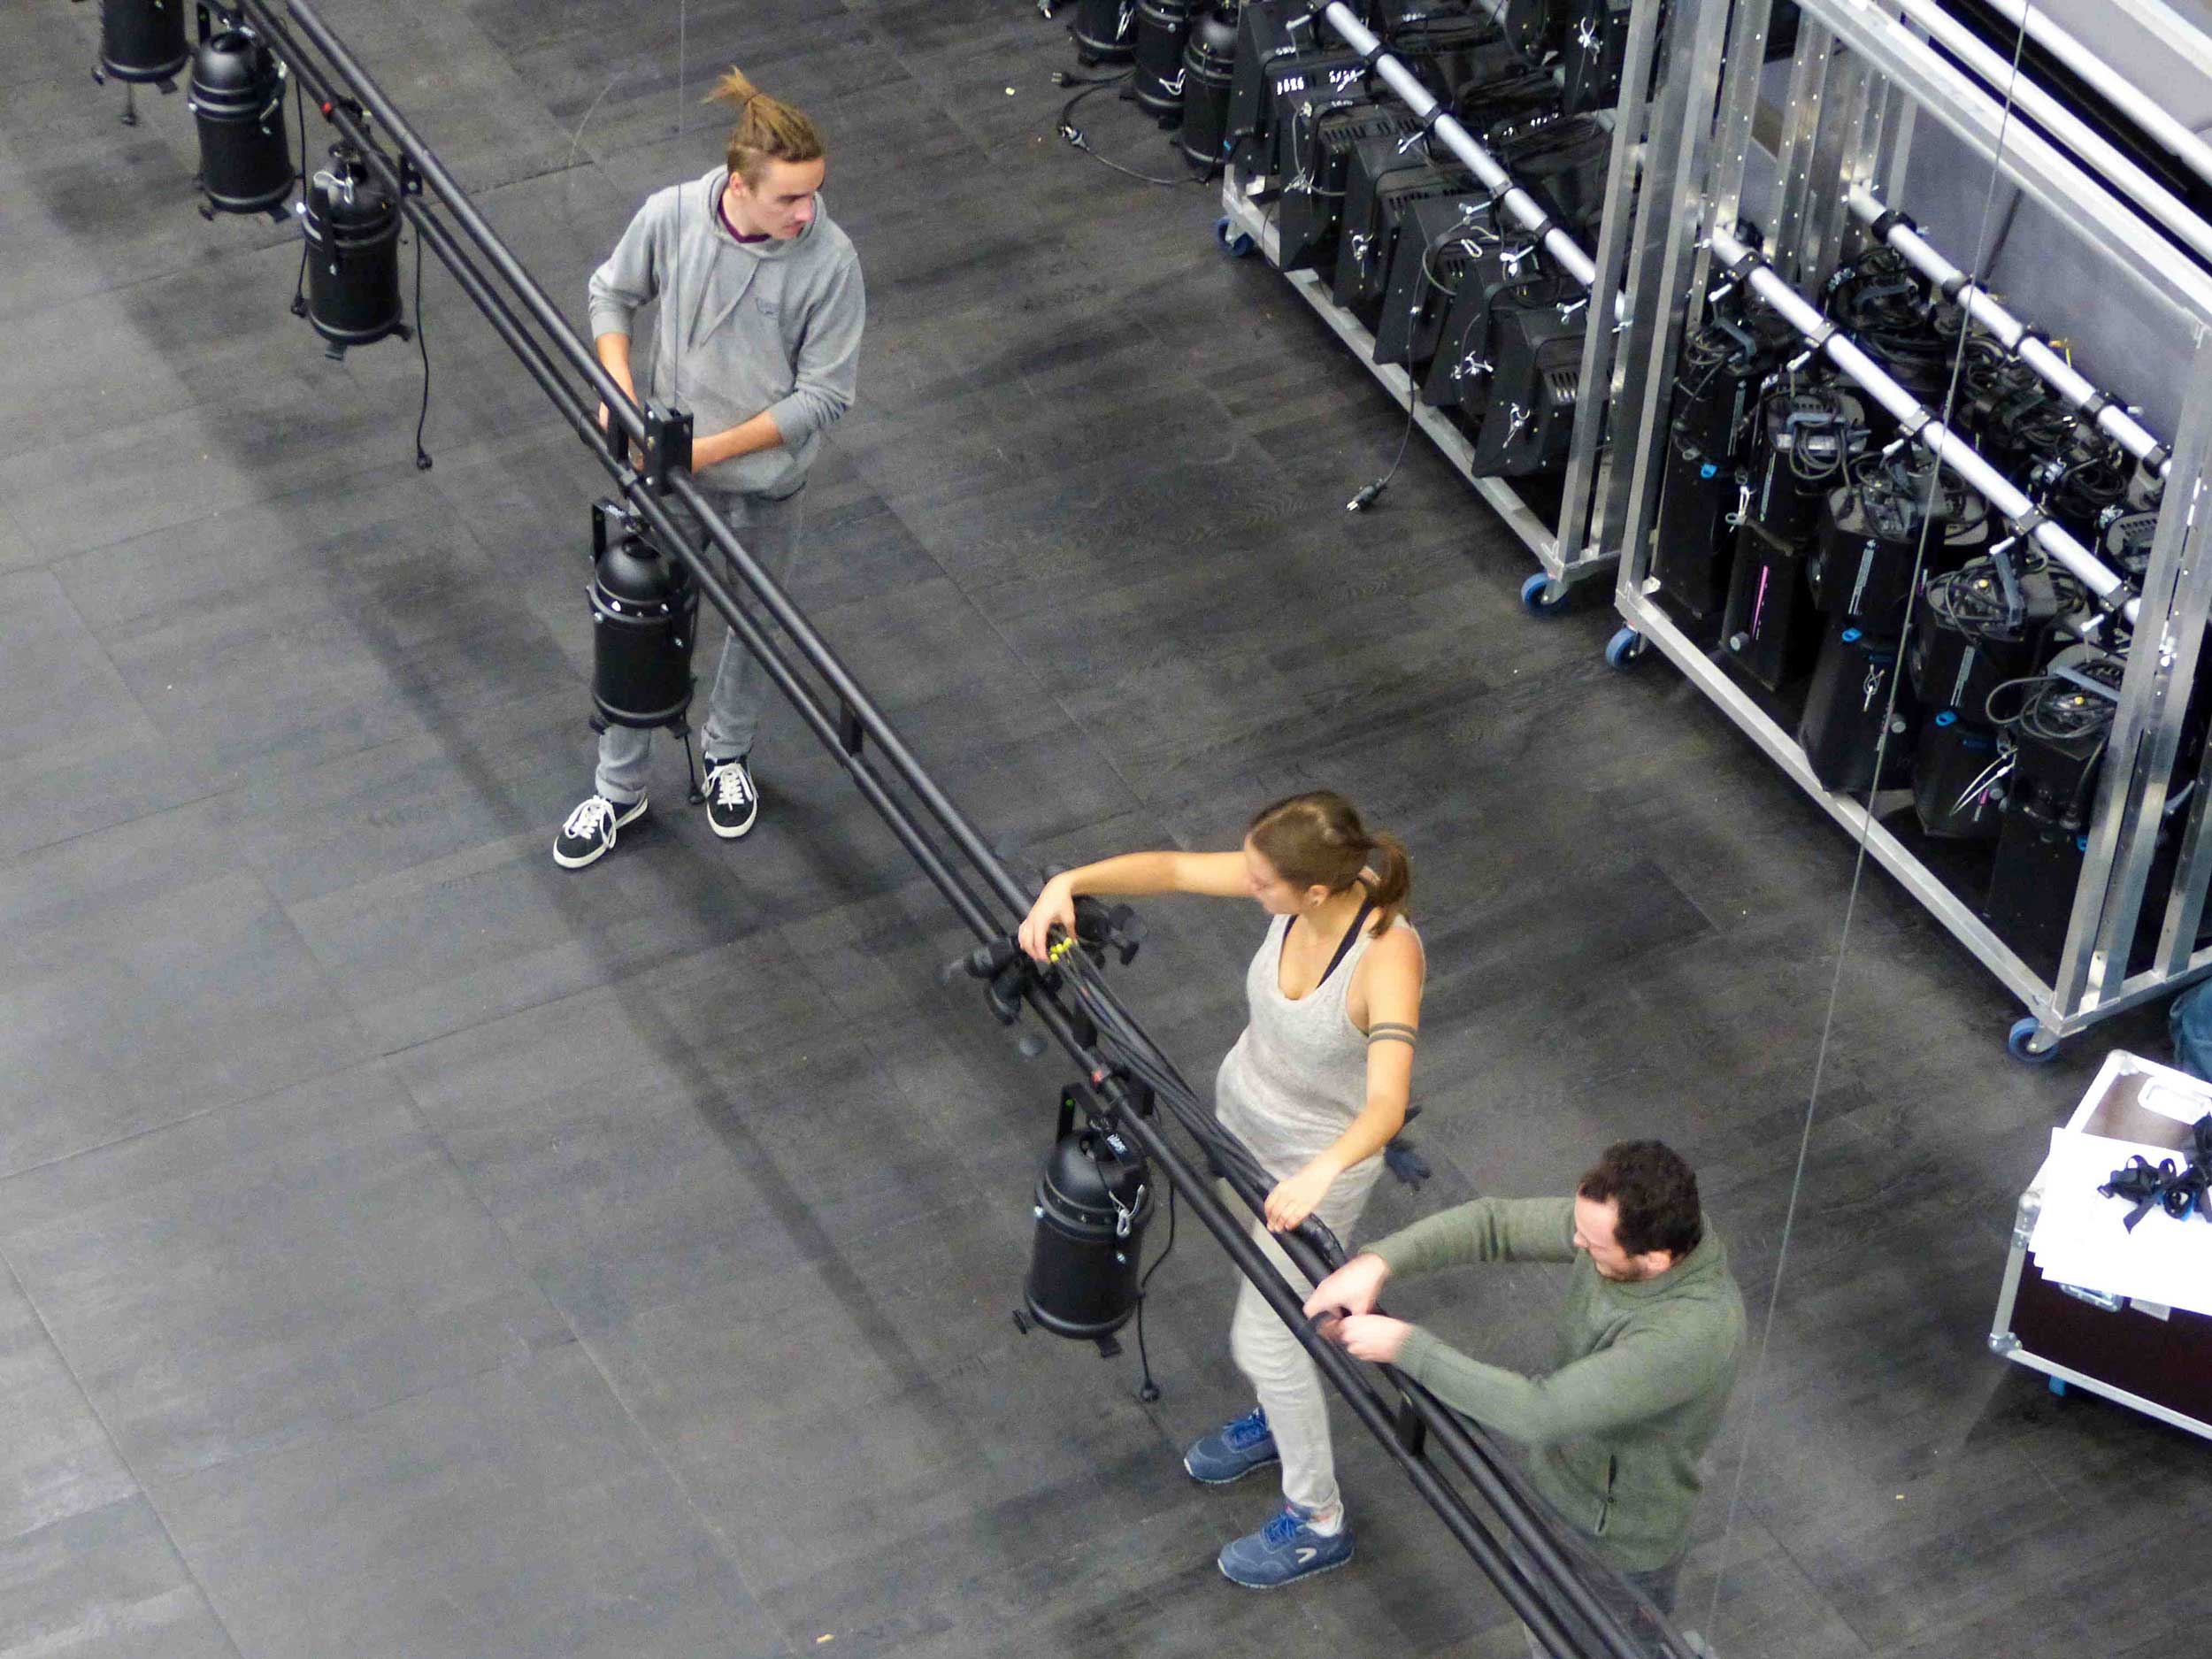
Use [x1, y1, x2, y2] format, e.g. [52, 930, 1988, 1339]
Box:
[1608, 0, 1759, 592]
[1555, 0, 1670, 564]
[1795, 47, 1876, 293]
[1768, 21, 1835, 284]
[2081, 325, 2212, 989]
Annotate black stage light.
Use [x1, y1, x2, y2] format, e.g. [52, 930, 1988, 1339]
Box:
[1649, 308, 1797, 624]
[1467, 282, 1587, 477]
[588, 500, 700, 734]
[296, 141, 406, 356]
[1985, 653, 2125, 978]
[1332, 141, 1474, 319]
[1373, 193, 1502, 370]
[1500, 0, 1570, 64]
[1798, 620, 1917, 795]
[187, 10, 292, 219]
[1910, 551, 2063, 716]
[1279, 103, 1427, 273]
[1071, 0, 1139, 66]
[1176, 4, 1241, 176]
[1561, 0, 1633, 114]
[1022, 1087, 1155, 1348]
[1721, 518, 1826, 692]
[94, 0, 190, 124]
[1741, 384, 1868, 547]
[1914, 710, 2005, 841]
[1131, 0, 1195, 123]
[1809, 453, 1990, 633]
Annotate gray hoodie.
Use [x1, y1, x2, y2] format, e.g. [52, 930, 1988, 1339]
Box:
[588, 166, 864, 498]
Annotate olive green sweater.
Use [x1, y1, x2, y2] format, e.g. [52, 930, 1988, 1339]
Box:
[1368, 1197, 1745, 1572]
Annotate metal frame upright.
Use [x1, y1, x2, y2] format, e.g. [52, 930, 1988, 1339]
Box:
[1605, 0, 2212, 1054]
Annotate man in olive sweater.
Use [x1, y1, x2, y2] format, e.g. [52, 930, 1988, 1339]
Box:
[1304, 1141, 1742, 1654]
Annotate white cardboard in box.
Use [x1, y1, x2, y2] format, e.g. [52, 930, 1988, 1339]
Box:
[2025, 1050, 2212, 1317]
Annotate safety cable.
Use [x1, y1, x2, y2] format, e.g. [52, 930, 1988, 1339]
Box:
[1698, 11, 2039, 1647]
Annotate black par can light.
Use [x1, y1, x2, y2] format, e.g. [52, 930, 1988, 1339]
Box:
[1177, 4, 1240, 175]
[297, 142, 405, 350]
[1071, 0, 1139, 65]
[1132, 0, 1195, 123]
[588, 501, 700, 732]
[1023, 1087, 1154, 1343]
[98, 0, 191, 84]
[188, 11, 292, 218]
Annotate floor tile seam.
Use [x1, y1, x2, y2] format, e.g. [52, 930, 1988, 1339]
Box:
[0, 1043, 396, 1193]
[1714, 1490, 1881, 1656]
[376, 1050, 802, 1654]
[0, 223, 300, 332]
[0, 1241, 251, 1659]
[0, 774, 249, 872]
[45, 558, 165, 749]
[555, 1322, 803, 1657]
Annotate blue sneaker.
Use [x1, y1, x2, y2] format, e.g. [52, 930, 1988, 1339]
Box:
[1182, 1406, 1279, 1486]
[1217, 1503, 1355, 1589]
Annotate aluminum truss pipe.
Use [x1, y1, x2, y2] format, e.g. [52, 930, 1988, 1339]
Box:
[1971, 0, 2212, 194]
[1843, 189, 2175, 479]
[1320, 1, 1611, 306]
[242, 9, 1677, 1655]
[1707, 224, 2141, 625]
[1886, 0, 2212, 269]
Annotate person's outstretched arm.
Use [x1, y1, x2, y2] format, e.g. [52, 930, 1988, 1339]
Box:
[1017, 850, 1249, 960]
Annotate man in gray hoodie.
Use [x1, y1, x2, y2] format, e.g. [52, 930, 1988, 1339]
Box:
[557, 69, 865, 870]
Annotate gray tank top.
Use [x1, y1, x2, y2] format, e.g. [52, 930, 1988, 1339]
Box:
[1214, 909, 1416, 1184]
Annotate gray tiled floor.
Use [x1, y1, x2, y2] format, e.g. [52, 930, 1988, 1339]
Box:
[5, 1, 2208, 1656]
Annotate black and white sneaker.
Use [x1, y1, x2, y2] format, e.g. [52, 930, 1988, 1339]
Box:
[553, 792, 647, 869]
[702, 754, 757, 839]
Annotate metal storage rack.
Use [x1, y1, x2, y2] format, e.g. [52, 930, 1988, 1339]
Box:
[1602, 0, 2212, 1056]
[1215, 2, 1649, 608]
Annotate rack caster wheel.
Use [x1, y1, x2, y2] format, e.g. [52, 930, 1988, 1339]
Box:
[2007, 1016, 2061, 1064]
[1520, 572, 1568, 616]
[1215, 216, 1255, 257]
[1605, 626, 1646, 669]
[2047, 1376, 2070, 1398]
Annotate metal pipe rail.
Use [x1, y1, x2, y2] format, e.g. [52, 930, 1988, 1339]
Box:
[1970, 0, 2212, 194]
[243, 4, 1679, 1654]
[1320, 2, 1609, 303]
[1886, 0, 2212, 271]
[1843, 188, 2174, 479]
[1706, 223, 2141, 625]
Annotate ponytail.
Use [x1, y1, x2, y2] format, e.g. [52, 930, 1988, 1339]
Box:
[1246, 791, 1414, 932]
[705, 66, 826, 187]
[1362, 829, 1412, 932]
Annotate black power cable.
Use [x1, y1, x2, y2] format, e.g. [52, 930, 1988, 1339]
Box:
[1054, 69, 1200, 187]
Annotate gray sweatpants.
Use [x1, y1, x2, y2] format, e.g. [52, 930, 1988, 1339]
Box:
[1224, 1159, 1384, 1522]
[595, 486, 805, 803]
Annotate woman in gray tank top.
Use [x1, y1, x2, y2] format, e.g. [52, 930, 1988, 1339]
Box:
[1019, 791, 1425, 1591]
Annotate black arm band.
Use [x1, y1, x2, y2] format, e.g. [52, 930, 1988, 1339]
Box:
[1868, 207, 1916, 241]
[1939, 271, 1971, 303]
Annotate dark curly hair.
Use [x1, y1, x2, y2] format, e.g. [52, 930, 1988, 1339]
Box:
[1578, 1141, 1703, 1259]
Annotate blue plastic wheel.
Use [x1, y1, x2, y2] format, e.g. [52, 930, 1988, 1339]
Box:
[1605, 626, 1645, 669]
[2008, 1016, 2061, 1064]
[1214, 216, 1255, 257]
[1521, 572, 1569, 616]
